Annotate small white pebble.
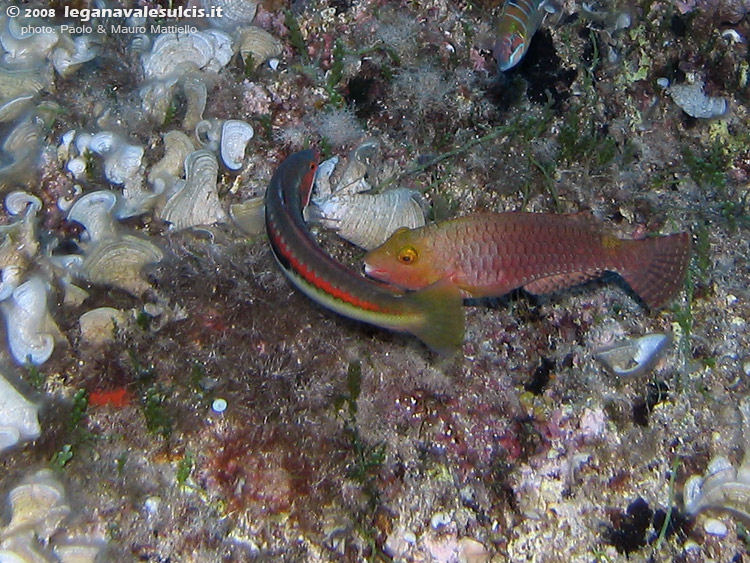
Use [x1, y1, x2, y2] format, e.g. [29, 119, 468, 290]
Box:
[212, 398, 228, 413]
[144, 495, 161, 515]
[430, 511, 451, 529]
[743, 360, 750, 376]
[703, 517, 728, 537]
[403, 531, 417, 544]
[683, 540, 701, 552]
[656, 77, 670, 89]
[268, 58, 279, 71]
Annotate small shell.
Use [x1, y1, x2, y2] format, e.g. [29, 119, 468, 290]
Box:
[0, 277, 60, 365]
[139, 77, 179, 124]
[593, 332, 670, 377]
[82, 235, 163, 296]
[237, 27, 282, 67]
[0, 265, 24, 301]
[161, 150, 226, 230]
[79, 307, 128, 345]
[54, 542, 105, 563]
[142, 30, 233, 80]
[148, 130, 195, 189]
[309, 139, 425, 249]
[5, 191, 42, 216]
[182, 75, 207, 131]
[230, 197, 265, 235]
[50, 34, 98, 77]
[220, 120, 254, 170]
[67, 191, 119, 243]
[311, 188, 426, 250]
[203, 0, 257, 29]
[0, 16, 59, 63]
[0, 114, 44, 186]
[4, 469, 69, 540]
[88, 134, 144, 186]
[669, 80, 727, 119]
[0, 93, 35, 122]
[195, 118, 222, 152]
[0, 371, 40, 453]
[0, 66, 49, 103]
[337, 138, 380, 195]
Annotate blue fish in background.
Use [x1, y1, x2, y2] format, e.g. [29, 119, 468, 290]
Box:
[493, 0, 551, 71]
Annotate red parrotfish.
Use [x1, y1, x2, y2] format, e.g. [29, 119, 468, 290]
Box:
[264, 149, 465, 355]
[363, 212, 691, 310]
[494, 0, 550, 71]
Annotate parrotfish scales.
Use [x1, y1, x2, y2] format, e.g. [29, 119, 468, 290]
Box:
[363, 212, 691, 310]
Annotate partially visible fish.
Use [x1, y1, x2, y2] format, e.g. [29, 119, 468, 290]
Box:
[493, 0, 549, 71]
[264, 149, 465, 355]
[363, 212, 692, 310]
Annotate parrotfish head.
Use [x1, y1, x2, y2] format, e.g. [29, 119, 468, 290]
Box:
[493, 33, 526, 72]
[363, 227, 439, 290]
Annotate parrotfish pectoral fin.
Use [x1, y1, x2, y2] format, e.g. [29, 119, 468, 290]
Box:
[618, 232, 692, 309]
[407, 279, 465, 356]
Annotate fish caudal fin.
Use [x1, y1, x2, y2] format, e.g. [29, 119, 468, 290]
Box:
[619, 232, 692, 309]
[407, 280, 465, 356]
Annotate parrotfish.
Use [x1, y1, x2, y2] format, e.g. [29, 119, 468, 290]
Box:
[494, 0, 550, 71]
[264, 149, 465, 355]
[363, 212, 692, 310]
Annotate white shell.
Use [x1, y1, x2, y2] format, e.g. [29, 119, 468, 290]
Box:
[0, 93, 35, 123]
[0, 371, 40, 453]
[593, 333, 670, 377]
[230, 197, 265, 235]
[237, 27, 282, 67]
[0, 115, 44, 186]
[0, 265, 23, 301]
[139, 77, 179, 124]
[104, 142, 144, 186]
[0, 277, 59, 365]
[669, 80, 727, 119]
[161, 150, 226, 230]
[50, 35, 98, 77]
[683, 398, 750, 519]
[142, 30, 233, 80]
[4, 469, 69, 540]
[82, 235, 164, 296]
[203, 0, 257, 29]
[309, 140, 425, 250]
[66, 157, 87, 179]
[67, 191, 119, 243]
[220, 120, 254, 170]
[0, 66, 48, 103]
[195, 119, 222, 152]
[54, 542, 105, 563]
[5, 191, 41, 216]
[182, 75, 207, 131]
[87, 133, 144, 186]
[79, 307, 128, 345]
[148, 130, 195, 190]
[312, 189, 425, 250]
[0, 15, 59, 64]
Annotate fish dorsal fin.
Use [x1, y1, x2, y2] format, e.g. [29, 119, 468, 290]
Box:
[523, 270, 601, 295]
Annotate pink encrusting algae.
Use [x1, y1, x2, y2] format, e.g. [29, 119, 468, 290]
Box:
[364, 212, 692, 309]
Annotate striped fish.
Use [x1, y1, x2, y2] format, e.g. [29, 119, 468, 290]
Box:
[264, 150, 465, 356]
[493, 0, 549, 71]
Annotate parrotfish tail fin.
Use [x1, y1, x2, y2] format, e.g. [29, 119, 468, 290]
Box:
[407, 280, 466, 356]
[619, 232, 692, 310]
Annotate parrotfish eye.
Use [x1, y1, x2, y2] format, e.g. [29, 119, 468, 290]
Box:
[397, 246, 418, 265]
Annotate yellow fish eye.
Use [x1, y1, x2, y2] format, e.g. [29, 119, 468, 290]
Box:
[397, 246, 418, 265]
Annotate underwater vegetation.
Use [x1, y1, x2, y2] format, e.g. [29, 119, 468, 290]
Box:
[0, 0, 747, 560]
